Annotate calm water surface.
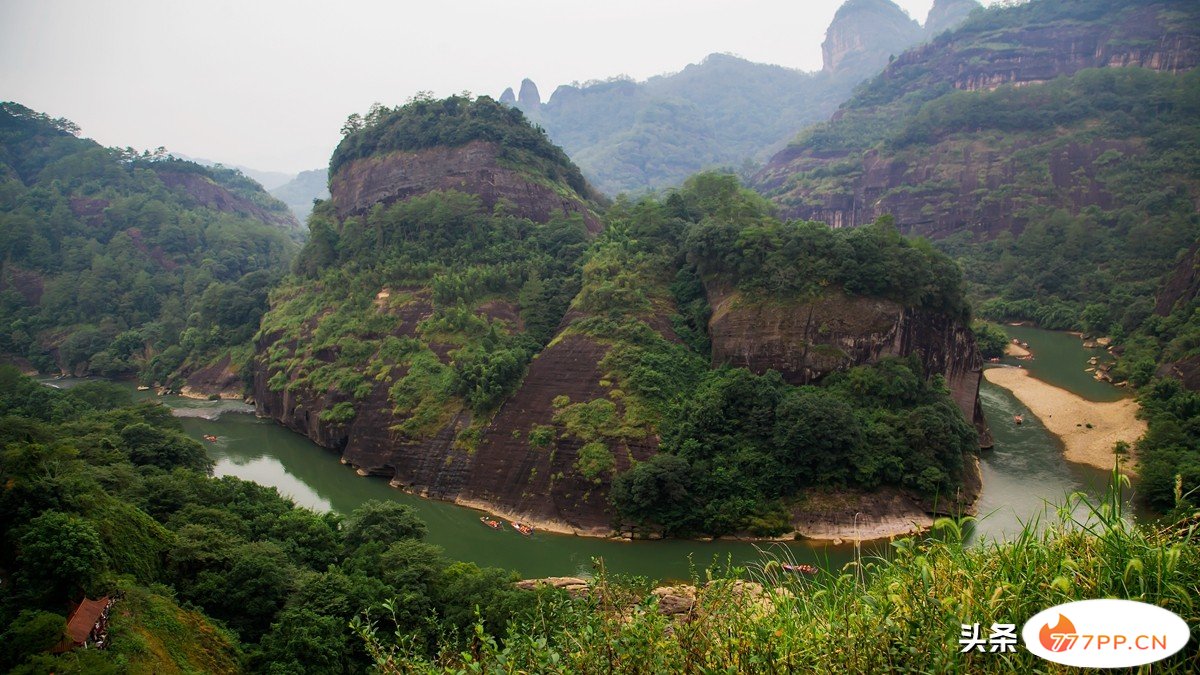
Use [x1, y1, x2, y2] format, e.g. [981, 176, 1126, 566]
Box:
[70, 326, 1129, 580]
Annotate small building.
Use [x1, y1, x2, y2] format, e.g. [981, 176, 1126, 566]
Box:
[51, 596, 114, 653]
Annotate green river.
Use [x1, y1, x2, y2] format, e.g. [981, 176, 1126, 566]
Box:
[75, 326, 1129, 581]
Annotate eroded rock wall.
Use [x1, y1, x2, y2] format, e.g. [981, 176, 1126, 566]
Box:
[328, 140, 601, 232]
[707, 285, 991, 447]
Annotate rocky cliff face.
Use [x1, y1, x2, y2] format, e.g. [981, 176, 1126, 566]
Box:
[1155, 241, 1200, 318]
[252, 294, 667, 532]
[765, 136, 1142, 239]
[327, 140, 601, 232]
[822, 0, 923, 77]
[757, 0, 1200, 236]
[706, 285, 991, 447]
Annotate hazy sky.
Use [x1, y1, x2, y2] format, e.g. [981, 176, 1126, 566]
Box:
[0, 0, 991, 174]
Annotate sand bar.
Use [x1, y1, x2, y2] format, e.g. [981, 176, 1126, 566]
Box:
[1005, 342, 1031, 357]
[983, 367, 1144, 473]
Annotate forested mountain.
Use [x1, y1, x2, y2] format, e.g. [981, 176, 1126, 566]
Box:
[254, 94, 985, 540]
[0, 102, 300, 385]
[498, 0, 981, 195]
[751, 0, 1200, 513]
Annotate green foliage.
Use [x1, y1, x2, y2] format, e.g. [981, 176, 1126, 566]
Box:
[612, 358, 973, 536]
[0, 102, 297, 383]
[972, 321, 1009, 359]
[318, 401, 357, 424]
[343, 500, 428, 551]
[0, 611, 66, 671]
[575, 441, 615, 483]
[1135, 377, 1200, 513]
[360, 481, 1200, 673]
[15, 510, 108, 604]
[0, 369, 541, 671]
[331, 95, 592, 198]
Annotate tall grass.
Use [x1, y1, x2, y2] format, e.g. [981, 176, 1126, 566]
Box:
[358, 470, 1199, 673]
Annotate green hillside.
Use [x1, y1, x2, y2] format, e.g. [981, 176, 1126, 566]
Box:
[0, 103, 300, 385]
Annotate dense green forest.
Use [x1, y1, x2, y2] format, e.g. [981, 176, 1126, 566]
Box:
[933, 69, 1200, 337]
[0, 103, 299, 385]
[0, 367, 554, 673]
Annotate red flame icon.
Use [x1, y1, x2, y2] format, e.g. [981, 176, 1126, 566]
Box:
[1039, 614, 1077, 652]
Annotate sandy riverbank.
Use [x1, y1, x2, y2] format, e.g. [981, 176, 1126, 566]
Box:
[451, 497, 614, 538]
[1005, 343, 1031, 358]
[983, 367, 1144, 473]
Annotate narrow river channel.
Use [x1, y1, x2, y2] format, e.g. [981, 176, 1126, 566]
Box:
[63, 326, 1131, 581]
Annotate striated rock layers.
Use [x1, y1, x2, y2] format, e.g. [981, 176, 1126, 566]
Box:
[757, 0, 1200, 237]
[253, 297, 670, 533]
[328, 139, 602, 233]
[706, 284, 991, 449]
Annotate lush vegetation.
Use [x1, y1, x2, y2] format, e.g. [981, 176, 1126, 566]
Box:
[360, 479, 1200, 673]
[261, 190, 590, 439]
[1135, 377, 1200, 514]
[331, 95, 593, 198]
[934, 68, 1200, 335]
[540, 173, 977, 536]
[763, 0, 1200, 336]
[0, 102, 299, 385]
[0, 367, 553, 673]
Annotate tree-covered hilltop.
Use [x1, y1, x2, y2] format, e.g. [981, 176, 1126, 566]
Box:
[599, 175, 976, 536]
[508, 1, 984, 196]
[331, 95, 595, 200]
[0, 367, 553, 673]
[0, 102, 300, 385]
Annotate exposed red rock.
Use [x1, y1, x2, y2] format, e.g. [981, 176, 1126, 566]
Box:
[328, 140, 602, 233]
[706, 284, 991, 448]
[757, 1, 1200, 238]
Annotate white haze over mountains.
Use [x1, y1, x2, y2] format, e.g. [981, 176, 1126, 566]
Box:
[0, 0, 996, 174]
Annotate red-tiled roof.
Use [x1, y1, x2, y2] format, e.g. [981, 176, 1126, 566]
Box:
[64, 597, 108, 644]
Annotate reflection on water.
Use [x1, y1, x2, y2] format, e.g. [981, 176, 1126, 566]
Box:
[181, 411, 859, 580]
[45, 327, 1134, 580]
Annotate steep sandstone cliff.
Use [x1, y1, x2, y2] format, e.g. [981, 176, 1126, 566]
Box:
[328, 140, 601, 232]
[706, 285, 991, 448]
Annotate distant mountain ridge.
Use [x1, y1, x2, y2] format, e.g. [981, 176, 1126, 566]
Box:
[498, 0, 981, 194]
[754, 0, 1200, 235]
